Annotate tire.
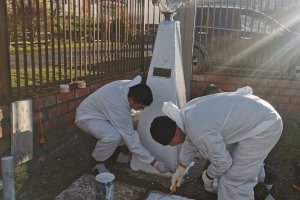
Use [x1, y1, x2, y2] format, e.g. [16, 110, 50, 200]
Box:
[192, 43, 210, 73]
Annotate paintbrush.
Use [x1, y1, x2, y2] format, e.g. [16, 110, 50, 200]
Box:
[157, 182, 177, 200]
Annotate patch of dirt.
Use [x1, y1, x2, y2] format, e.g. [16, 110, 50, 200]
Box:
[10, 121, 300, 200]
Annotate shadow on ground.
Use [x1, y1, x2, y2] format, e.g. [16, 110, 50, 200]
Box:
[8, 121, 300, 200]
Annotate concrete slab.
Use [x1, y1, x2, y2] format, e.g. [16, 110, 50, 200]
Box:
[55, 156, 208, 200]
[55, 173, 146, 200]
[145, 191, 194, 200]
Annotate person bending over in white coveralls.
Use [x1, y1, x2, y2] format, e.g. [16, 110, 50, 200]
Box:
[75, 75, 170, 173]
[149, 87, 283, 200]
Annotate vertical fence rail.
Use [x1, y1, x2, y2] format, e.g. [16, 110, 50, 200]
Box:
[0, 0, 11, 104]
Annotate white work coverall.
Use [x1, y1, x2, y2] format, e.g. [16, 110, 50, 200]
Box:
[75, 76, 154, 164]
[164, 89, 282, 200]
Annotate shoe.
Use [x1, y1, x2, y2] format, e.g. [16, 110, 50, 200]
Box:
[254, 182, 270, 200]
[264, 165, 278, 186]
[92, 163, 110, 176]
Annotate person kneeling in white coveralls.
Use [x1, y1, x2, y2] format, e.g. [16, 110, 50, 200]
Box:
[75, 75, 170, 173]
[150, 87, 283, 200]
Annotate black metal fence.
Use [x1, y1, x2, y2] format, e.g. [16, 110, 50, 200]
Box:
[1, 0, 300, 103]
[0, 0, 162, 102]
[193, 0, 300, 78]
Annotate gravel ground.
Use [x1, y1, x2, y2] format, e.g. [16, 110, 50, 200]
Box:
[4, 120, 300, 200]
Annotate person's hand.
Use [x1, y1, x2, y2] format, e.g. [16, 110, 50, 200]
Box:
[131, 109, 140, 123]
[170, 164, 186, 190]
[202, 170, 213, 188]
[153, 160, 171, 173]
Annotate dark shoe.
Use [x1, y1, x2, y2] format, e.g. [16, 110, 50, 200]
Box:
[264, 165, 278, 186]
[92, 163, 110, 176]
[254, 182, 270, 200]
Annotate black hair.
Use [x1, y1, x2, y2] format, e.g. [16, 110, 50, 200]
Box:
[150, 116, 177, 146]
[128, 84, 153, 106]
[200, 84, 222, 96]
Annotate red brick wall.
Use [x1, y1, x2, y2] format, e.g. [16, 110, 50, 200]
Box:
[0, 73, 136, 156]
[191, 74, 300, 121]
[1, 73, 299, 155]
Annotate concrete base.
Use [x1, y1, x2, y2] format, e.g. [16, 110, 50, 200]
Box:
[55, 174, 146, 200]
[55, 157, 207, 200]
[146, 191, 194, 200]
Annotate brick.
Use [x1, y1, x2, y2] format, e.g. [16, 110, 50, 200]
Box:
[246, 78, 268, 87]
[217, 83, 236, 92]
[268, 96, 290, 104]
[56, 91, 75, 104]
[254, 93, 267, 100]
[68, 99, 83, 112]
[43, 95, 57, 107]
[279, 88, 300, 96]
[58, 111, 75, 125]
[259, 96, 276, 106]
[33, 95, 57, 110]
[267, 79, 291, 88]
[290, 97, 300, 104]
[191, 81, 212, 97]
[46, 104, 68, 119]
[32, 112, 44, 124]
[291, 80, 300, 89]
[43, 119, 57, 130]
[226, 76, 247, 85]
[278, 103, 300, 112]
[256, 87, 280, 96]
[75, 87, 90, 98]
[206, 74, 227, 83]
[90, 83, 103, 93]
[33, 98, 44, 110]
[191, 74, 206, 82]
[0, 106, 10, 120]
[101, 77, 118, 85]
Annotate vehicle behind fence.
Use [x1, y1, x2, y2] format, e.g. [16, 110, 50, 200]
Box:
[193, 0, 300, 78]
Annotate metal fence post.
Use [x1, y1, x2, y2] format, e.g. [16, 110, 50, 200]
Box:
[141, 0, 146, 75]
[174, 1, 196, 101]
[0, 0, 11, 104]
[1, 156, 16, 200]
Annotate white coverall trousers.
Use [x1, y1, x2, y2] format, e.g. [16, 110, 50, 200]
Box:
[75, 119, 123, 161]
[218, 120, 283, 200]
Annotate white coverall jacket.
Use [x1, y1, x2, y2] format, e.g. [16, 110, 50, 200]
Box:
[75, 76, 154, 164]
[163, 88, 282, 200]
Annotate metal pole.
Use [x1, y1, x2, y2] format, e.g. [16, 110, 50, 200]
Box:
[174, 1, 196, 101]
[1, 156, 16, 200]
[0, 0, 11, 104]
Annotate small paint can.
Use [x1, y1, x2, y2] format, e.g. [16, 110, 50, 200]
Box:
[59, 84, 70, 93]
[77, 80, 86, 88]
[95, 172, 115, 200]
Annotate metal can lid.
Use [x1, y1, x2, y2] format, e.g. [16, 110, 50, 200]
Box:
[95, 172, 115, 183]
